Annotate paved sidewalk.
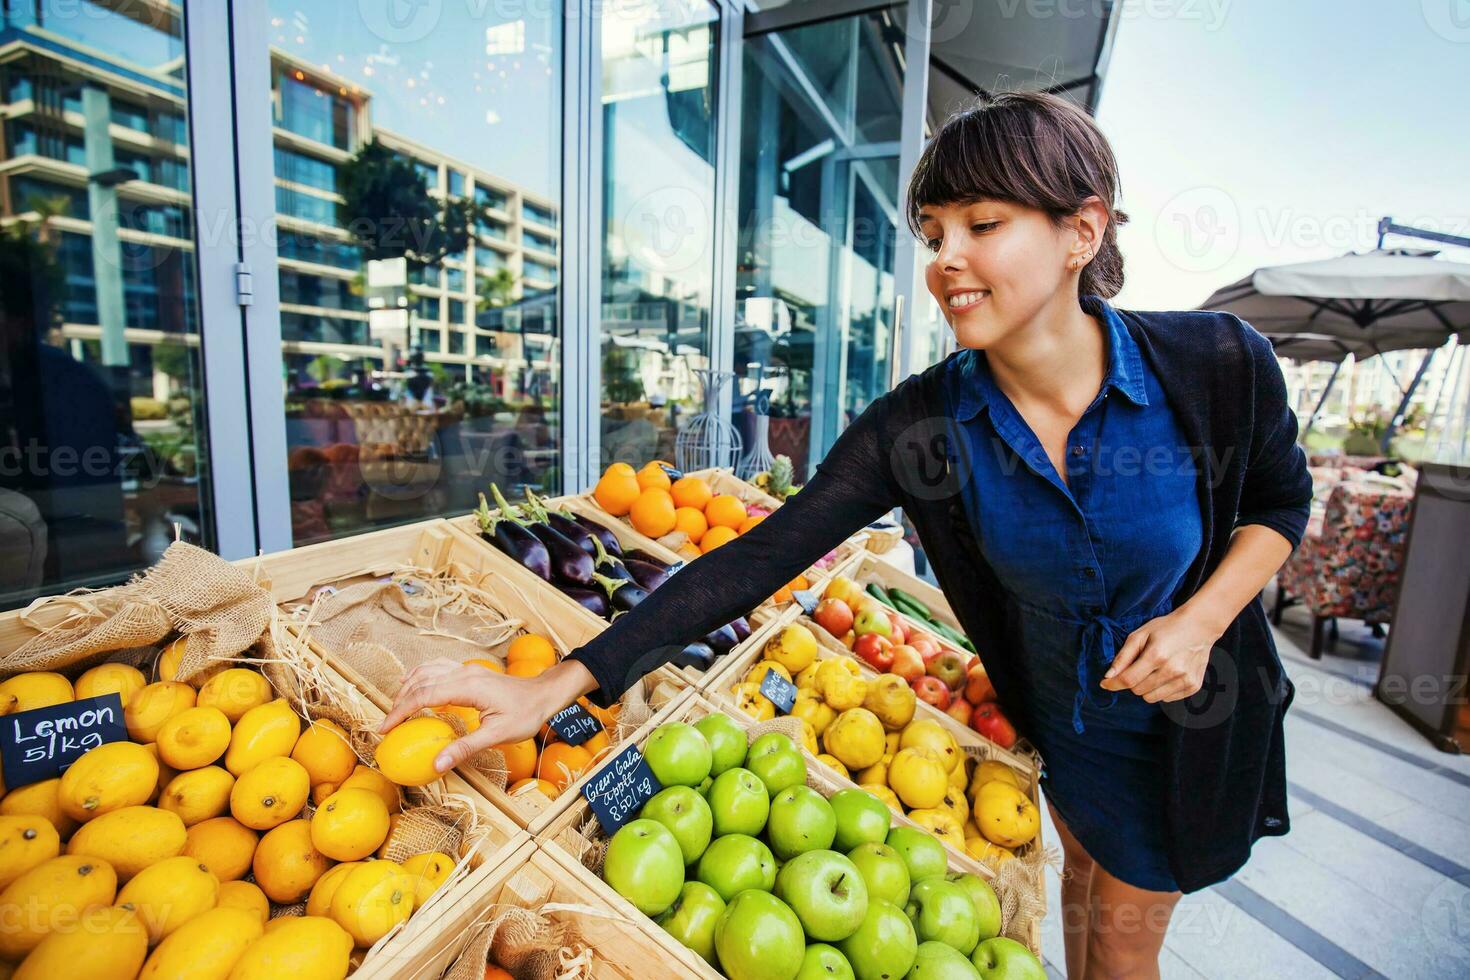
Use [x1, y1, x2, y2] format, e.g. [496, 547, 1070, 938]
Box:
[1034, 596, 1470, 979]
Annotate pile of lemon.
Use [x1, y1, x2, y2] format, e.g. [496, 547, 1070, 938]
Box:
[0, 643, 460, 979]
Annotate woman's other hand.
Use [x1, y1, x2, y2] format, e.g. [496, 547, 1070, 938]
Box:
[1099, 608, 1223, 703]
[376, 657, 597, 774]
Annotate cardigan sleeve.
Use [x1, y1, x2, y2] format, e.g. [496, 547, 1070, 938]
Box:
[567, 395, 902, 706]
[1233, 329, 1313, 548]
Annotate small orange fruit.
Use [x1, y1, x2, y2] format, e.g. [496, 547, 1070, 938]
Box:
[485, 965, 514, 980]
[673, 506, 708, 544]
[582, 730, 611, 758]
[629, 489, 677, 538]
[704, 494, 747, 529]
[537, 743, 592, 790]
[495, 739, 537, 784]
[701, 525, 739, 553]
[738, 514, 766, 534]
[465, 658, 504, 673]
[505, 635, 556, 669]
[507, 778, 559, 800]
[593, 471, 641, 516]
[506, 660, 548, 679]
[636, 461, 672, 492]
[435, 705, 480, 732]
[578, 698, 620, 728]
[670, 476, 714, 511]
[605, 462, 636, 477]
[787, 573, 809, 591]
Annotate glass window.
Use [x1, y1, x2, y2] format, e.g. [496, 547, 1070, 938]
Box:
[600, 0, 719, 469]
[278, 74, 355, 150]
[523, 199, 557, 227]
[0, 4, 212, 608]
[524, 229, 557, 254]
[449, 299, 466, 323]
[448, 331, 465, 355]
[445, 266, 466, 292]
[420, 330, 441, 353]
[277, 232, 361, 270]
[274, 148, 339, 193]
[476, 247, 506, 271]
[474, 185, 508, 211]
[447, 170, 465, 196]
[524, 260, 557, 283]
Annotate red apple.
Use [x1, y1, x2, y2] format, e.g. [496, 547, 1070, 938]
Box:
[884, 611, 907, 645]
[908, 635, 939, 661]
[945, 699, 972, 727]
[890, 645, 925, 682]
[965, 665, 994, 705]
[812, 598, 854, 639]
[970, 702, 1017, 749]
[911, 676, 951, 711]
[927, 650, 967, 690]
[964, 654, 981, 675]
[853, 633, 895, 673]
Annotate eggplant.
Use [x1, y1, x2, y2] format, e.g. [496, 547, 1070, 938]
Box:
[574, 515, 622, 558]
[728, 616, 751, 642]
[621, 548, 669, 570]
[593, 571, 647, 613]
[622, 558, 669, 592]
[669, 641, 715, 671]
[560, 586, 610, 618]
[511, 488, 594, 585]
[590, 535, 632, 581]
[523, 488, 597, 555]
[702, 623, 739, 656]
[475, 492, 551, 581]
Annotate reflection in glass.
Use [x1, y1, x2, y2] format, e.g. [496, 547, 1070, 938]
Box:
[599, 0, 719, 468]
[265, 2, 562, 545]
[0, 0, 211, 608]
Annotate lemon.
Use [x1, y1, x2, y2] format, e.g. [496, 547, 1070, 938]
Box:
[252, 819, 330, 904]
[224, 699, 300, 776]
[66, 805, 186, 881]
[0, 814, 60, 889]
[59, 741, 158, 821]
[229, 756, 309, 831]
[157, 706, 232, 770]
[182, 815, 258, 882]
[329, 859, 415, 947]
[196, 668, 273, 723]
[215, 879, 270, 926]
[229, 915, 353, 979]
[73, 663, 147, 708]
[13, 903, 145, 980]
[138, 905, 262, 979]
[0, 854, 117, 959]
[376, 813, 401, 859]
[311, 781, 339, 807]
[290, 719, 357, 786]
[310, 787, 390, 862]
[0, 779, 77, 839]
[401, 851, 454, 906]
[125, 681, 197, 743]
[305, 860, 360, 917]
[373, 717, 455, 787]
[0, 672, 73, 715]
[157, 636, 188, 681]
[141, 743, 177, 804]
[338, 765, 401, 813]
[160, 766, 235, 826]
[117, 854, 219, 944]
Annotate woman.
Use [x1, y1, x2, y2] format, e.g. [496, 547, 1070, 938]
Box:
[380, 92, 1311, 978]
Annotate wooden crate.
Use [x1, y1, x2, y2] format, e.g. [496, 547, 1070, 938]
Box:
[838, 551, 968, 638]
[540, 691, 1044, 959]
[688, 466, 904, 558]
[247, 519, 696, 833]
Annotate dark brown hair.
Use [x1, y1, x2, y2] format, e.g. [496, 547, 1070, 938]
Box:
[905, 91, 1128, 298]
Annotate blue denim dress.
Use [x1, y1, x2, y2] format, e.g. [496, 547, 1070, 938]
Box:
[943, 298, 1202, 892]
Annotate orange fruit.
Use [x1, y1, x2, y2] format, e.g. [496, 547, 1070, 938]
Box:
[507, 778, 559, 800]
[629, 488, 677, 538]
[495, 739, 537, 784]
[672, 506, 708, 545]
[506, 660, 548, 679]
[636, 462, 672, 492]
[738, 514, 766, 534]
[537, 743, 592, 790]
[485, 966, 514, 980]
[704, 494, 747, 529]
[701, 525, 739, 553]
[465, 658, 504, 673]
[582, 730, 611, 758]
[436, 705, 480, 732]
[787, 573, 809, 591]
[670, 476, 713, 511]
[505, 635, 556, 669]
[605, 462, 636, 477]
[771, 585, 793, 604]
[579, 698, 620, 729]
[593, 471, 641, 516]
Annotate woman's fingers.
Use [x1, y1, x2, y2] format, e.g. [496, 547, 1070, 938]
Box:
[433, 724, 505, 774]
[379, 667, 475, 732]
[1101, 628, 1153, 691]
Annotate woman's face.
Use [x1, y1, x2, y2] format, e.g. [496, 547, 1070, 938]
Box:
[919, 199, 1077, 350]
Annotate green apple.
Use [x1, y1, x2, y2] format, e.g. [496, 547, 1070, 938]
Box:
[695, 712, 748, 775]
[910, 940, 982, 979]
[885, 826, 948, 884]
[714, 889, 805, 980]
[768, 785, 838, 860]
[970, 938, 1045, 980]
[775, 849, 869, 942]
[797, 943, 855, 980]
[905, 877, 981, 955]
[696, 775, 713, 798]
[696, 833, 777, 902]
[641, 785, 714, 864]
[707, 767, 770, 837]
[644, 721, 713, 787]
[838, 900, 918, 980]
[655, 880, 725, 966]
[847, 842, 911, 907]
[946, 873, 1001, 943]
[603, 818, 685, 916]
[853, 608, 893, 638]
[830, 789, 891, 852]
[747, 732, 808, 798]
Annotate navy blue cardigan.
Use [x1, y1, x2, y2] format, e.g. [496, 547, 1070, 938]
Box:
[571, 302, 1313, 892]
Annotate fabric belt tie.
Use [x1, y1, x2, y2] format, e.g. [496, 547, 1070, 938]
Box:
[1073, 614, 1127, 734]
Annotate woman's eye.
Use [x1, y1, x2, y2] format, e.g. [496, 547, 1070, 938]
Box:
[971, 222, 998, 234]
[925, 238, 941, 251]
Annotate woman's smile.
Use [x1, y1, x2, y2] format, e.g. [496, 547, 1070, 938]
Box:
[946, 288, 990, 313]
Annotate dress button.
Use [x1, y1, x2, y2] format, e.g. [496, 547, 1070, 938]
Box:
[1082, 567, 1097, 579]
[1071, 446, 1085, 458]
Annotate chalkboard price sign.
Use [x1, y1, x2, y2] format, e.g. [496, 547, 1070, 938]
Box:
[0, 693, 127, 790]
[547, 702, 604, 747]
[582, 743, 663, 835]
[792, 589, 820, 616]
[759, 668, 798, 714]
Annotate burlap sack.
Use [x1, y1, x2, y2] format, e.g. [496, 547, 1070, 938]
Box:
[441, 905, 593, 980]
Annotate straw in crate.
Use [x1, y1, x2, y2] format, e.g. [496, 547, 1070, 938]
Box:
[539, 691, 1048, 977]
[0, 541, 525, 977]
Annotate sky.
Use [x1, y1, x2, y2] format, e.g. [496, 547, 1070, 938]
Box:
[1093, 0, 1470, 312]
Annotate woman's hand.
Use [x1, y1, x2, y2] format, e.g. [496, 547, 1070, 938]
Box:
[376, 658, 597, 774]
[1099, 608, 1223, 703]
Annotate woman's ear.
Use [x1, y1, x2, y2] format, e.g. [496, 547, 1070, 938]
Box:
[1067, 195, 1110, 269]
